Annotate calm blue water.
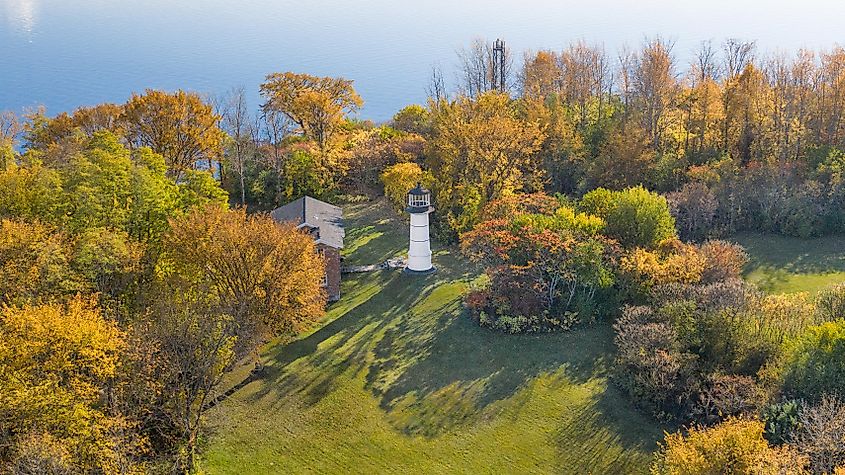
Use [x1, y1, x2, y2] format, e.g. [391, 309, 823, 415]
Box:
[3, 0, 845, 121]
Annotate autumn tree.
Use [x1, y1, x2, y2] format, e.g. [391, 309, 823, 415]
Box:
[426, 92, 545, 237]
[633, 38, 680, 150]
[0, 111, 21, 168]
[344, 126, 425, 194]
[521, 50, 561, 100]
[559, 41, 611, 128]
[260, 72, 362, 150]
[72, 103, 124, 137]
[161, 205, 325, 349]
[652, 418, 807, 474]
[0, 219, 80, 306]
[391, 105, 431, 135]
[139, 297, 236, 472]
[0, 157, 64, 224]
[121, 89, 225, 177]
[0, 298, 141, 473]
[380, 162, 431, 213]
[585, 122, 655, 190]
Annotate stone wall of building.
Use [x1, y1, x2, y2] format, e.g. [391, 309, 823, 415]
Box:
[320, 244, 342, 301]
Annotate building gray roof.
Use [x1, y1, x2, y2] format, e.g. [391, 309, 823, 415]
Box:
[270, 196, 344, 249]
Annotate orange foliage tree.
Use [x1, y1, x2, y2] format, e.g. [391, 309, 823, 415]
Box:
[122, 89, 225, 177]
[161, 205, 326, 347]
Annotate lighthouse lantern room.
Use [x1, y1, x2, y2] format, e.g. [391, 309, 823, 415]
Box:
[405, 183, 435, 274]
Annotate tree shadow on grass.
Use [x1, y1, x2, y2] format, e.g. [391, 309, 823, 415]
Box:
[551, 383, 665, 472]
[236, 240, 658, 457]
[366, 308, 624, 438]
[245, 252, 477, 409]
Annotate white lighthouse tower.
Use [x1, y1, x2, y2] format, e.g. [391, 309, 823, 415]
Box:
[405, 183, 435, 274]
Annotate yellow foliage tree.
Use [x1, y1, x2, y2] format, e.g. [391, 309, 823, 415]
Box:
[380, 162, 432, 213]
[0, 298, 140, 473]
[427, 92, 545, 237]
[652, 418, 808, 475]
[260, 72, 363, 150]
[0, 219, 81, 305]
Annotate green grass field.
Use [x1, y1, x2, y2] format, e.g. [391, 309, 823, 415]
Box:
[733, 232, 845, 294]
[199, 200, 663, 474]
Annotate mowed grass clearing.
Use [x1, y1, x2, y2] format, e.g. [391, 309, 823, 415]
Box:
[733, 232, 845, 294]
[199, 199, 663, 474]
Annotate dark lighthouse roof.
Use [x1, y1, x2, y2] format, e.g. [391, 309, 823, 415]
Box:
[409, 182, 429, 196]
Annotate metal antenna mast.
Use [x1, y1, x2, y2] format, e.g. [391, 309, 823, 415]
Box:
[492, 38, 506, 92]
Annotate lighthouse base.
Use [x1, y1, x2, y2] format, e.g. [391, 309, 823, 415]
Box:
[403, 266, 437, 276]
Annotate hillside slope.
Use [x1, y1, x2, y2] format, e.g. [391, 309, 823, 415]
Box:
[200, 200, 663, 474]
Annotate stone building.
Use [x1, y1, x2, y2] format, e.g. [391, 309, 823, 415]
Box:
[271, 196, 344, 301]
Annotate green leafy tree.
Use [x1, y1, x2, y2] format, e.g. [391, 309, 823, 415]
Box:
[581, 186, 676, 249]
[779, 320, 845, 400]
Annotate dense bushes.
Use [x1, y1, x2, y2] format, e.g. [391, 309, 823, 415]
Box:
[613, 278, 831, 422]
[461, 195, 615, 333]
[581, 186, 677, 249]
[461, 189, 741, 335]
[778, 320, 845, 401]
[652, 418, 807, 475]
[668, 160, 845, 240]
[655, 396, 845, 474]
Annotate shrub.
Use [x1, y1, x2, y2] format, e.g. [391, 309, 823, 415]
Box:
[698, 240, 748, 284]
[651, 418, 807, 475]
[689, 374, 765, 425]
[620, 239, 706, 296]
[779, 183, 825, 238]
[779, 320, 845, 401]
[666, 182, 718, 242]
[581, 186, 676, 249]
[815, 283, 845, 322]
[762, 400, 801, 445]
[792, 395, 845, 475]
[465, 269, 581, 333]
[613, 305, 695, 419]
[616, 279, 808, 422]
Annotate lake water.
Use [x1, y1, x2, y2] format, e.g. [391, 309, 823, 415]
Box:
[3, 0, 845, 121]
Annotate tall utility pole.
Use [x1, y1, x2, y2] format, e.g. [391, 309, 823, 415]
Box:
[492, 38, 506, 92]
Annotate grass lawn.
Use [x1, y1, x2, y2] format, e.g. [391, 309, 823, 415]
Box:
[199, 199, 663, 474]
[732, 232, 845, 294]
